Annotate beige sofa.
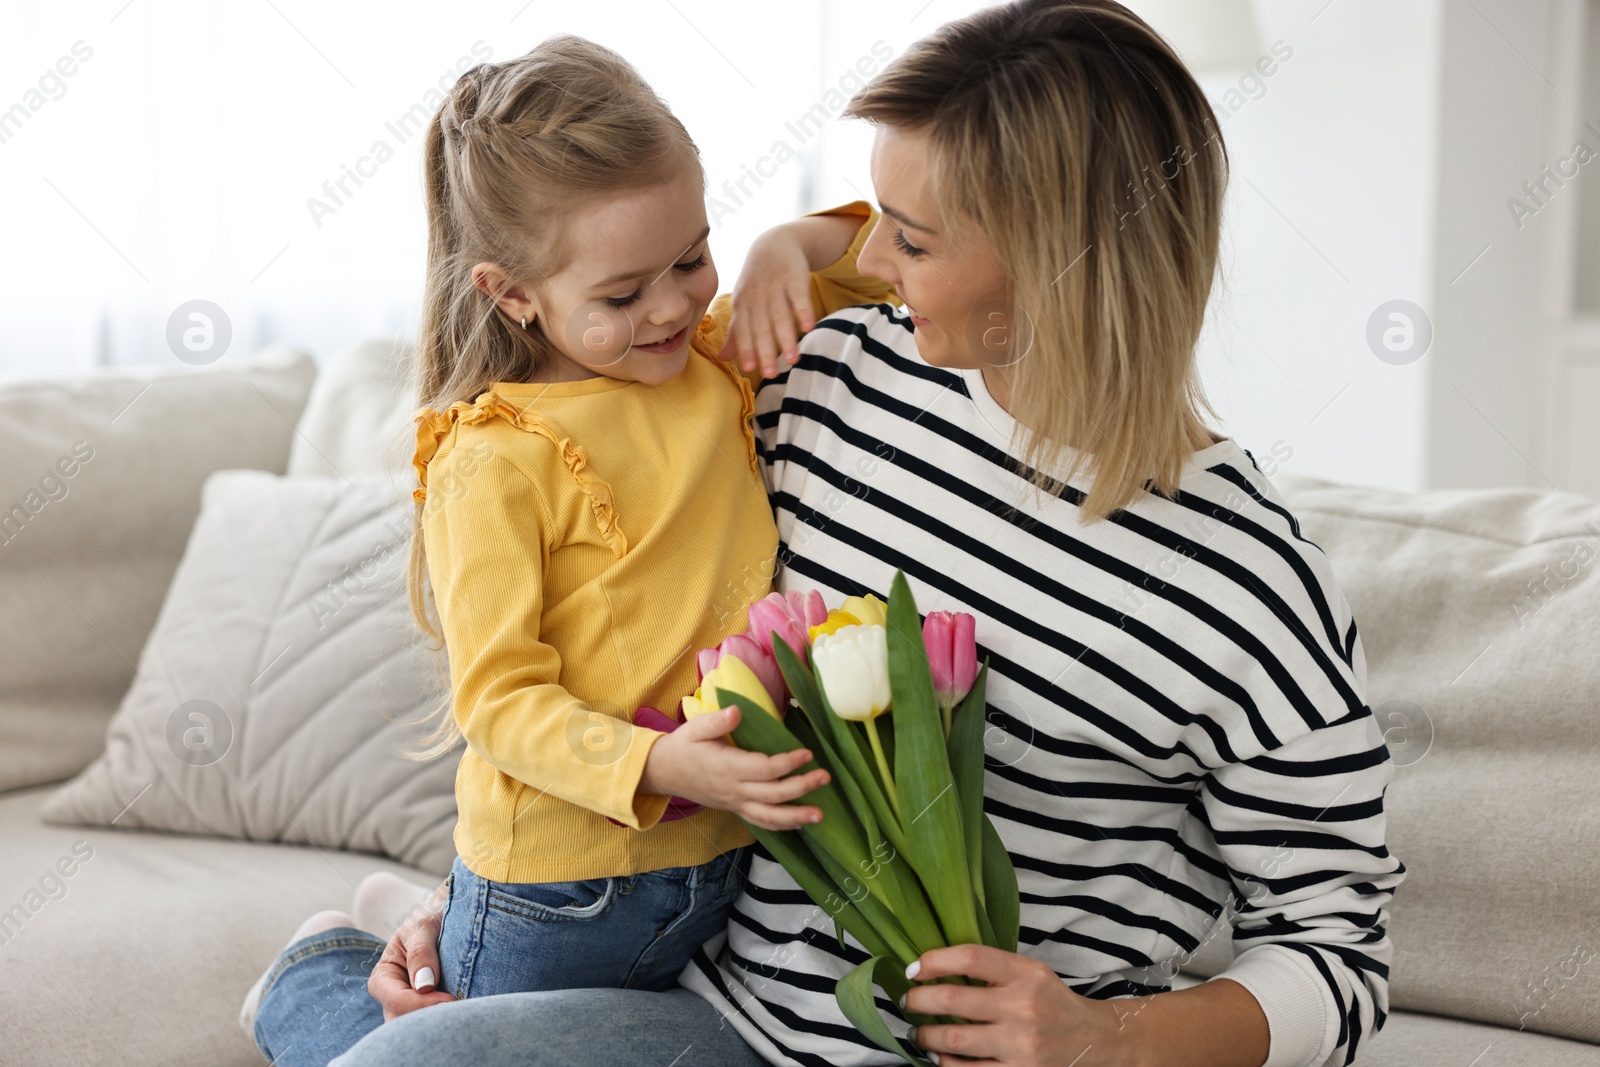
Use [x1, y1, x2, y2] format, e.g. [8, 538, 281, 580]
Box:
[2, 340, 1597, 1066]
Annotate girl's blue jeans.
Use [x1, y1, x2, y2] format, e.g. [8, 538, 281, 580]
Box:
[252, 847, 750, 1067]
[437, 850, 745, 997]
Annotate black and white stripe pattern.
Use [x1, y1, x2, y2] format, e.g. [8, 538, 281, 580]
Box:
[680, 303, 1405, 1067]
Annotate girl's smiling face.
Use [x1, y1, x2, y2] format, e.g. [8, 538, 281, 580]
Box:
[473, 166, 718, 386]
[856, 124, 1019, 382]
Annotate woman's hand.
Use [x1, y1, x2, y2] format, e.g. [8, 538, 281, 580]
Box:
[367, 880, 456, 1023]
[902, 945, 1271, 1067]
[901, 945, 1135, 1067]
[639, 705, 831, 831]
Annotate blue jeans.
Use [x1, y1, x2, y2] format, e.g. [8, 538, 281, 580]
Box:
[254, 931, 768, 1067]
[437, 850, 746, 997]
[253, 928, 387, 1067]
[328, 985, 767, 1066]
[253, 848, 750, 1067]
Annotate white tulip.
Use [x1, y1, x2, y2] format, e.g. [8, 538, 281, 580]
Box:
[812, 624, 891, 721]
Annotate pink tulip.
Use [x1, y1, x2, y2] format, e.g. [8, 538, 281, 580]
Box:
[746, 590, 828, 662]
[697, 632, 787, 711]
[924, 611, 978, 709]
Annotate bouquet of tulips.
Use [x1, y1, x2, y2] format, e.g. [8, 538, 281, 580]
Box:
[681, 570, 1019, 1067]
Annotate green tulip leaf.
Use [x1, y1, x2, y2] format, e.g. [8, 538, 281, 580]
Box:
[819, 716, 909, 861]
[786, 685, 901, 859]
[812, 846, 921, 964]
[835, 956, 936, 1067]
[719, 689, 913, 926]
[947, 662, 990, 911]
[770, 630, 823, 716]
[797, 632, 950, 955]
[878, 714, 897, 768]
[981, 815, 1020, 954]
[885, 570, 981, 947]
[784, 640, 910, 859]
[785, 711, 942, 956]
[725, 687, 948, 957]
[974, 892, 999, 948]
[741, 823, 895, 963]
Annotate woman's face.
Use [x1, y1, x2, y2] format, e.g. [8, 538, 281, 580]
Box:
[856, 125, 1019, 374]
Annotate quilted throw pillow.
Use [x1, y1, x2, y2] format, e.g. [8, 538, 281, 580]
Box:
[41, 470, 460, 877]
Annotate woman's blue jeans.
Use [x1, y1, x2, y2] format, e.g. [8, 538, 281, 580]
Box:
[334, 984, 767, 1066]
[252, 848, 759, 1067]
[253, 929, 767, 1067]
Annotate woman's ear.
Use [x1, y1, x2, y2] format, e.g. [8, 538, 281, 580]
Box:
[471, 261, 541, 327]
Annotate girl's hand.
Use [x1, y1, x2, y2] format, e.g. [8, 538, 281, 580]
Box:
[901, 945, 1137, 1067]
[366, 880, 455, 1023]
[639, 705, 830, 831]
[725, 228, 817, 379]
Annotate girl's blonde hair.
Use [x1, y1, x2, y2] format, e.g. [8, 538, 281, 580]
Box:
[405, 35, 701, 759]
[844, 0, 1227, 521]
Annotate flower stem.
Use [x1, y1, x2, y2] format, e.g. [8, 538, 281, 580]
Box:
[941, 702, 952, 741]
[865, 716, 901, 819]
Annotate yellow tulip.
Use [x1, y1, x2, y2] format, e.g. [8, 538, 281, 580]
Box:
[839, 593, 887, 630]
[682, 652, 781, 723]
[807, 608, 860, 643]
[680, 691, 720, 721]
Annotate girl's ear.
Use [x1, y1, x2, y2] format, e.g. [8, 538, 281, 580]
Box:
[470, 261, 542, 327]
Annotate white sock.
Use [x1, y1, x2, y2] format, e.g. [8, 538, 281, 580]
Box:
[351, 871, 435, 941]
[238, 908, 354, 1038]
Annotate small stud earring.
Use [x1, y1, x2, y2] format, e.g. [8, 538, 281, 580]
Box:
[520, 316, 527, 330]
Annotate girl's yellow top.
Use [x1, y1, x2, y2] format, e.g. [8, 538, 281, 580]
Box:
[412, 202, 892, 883]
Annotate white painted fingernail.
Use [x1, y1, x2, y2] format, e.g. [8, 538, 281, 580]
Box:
[413, 967, 435, 990]
[904, 959, 921, 980]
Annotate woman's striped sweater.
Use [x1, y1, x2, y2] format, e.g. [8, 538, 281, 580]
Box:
[679, 302, 1405, 1067]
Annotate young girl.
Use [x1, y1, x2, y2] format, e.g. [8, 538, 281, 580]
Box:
[404, 35, 896, 1000]
[242, 32, 893, 1051]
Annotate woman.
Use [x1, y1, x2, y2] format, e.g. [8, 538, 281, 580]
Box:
[259, 3, 1404, 1065]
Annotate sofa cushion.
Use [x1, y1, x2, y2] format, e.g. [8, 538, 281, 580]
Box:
[0, 784, 432, 1067]
[0, 346, 316, 793]
[1178, 973, 1600, 1065]
[286, 336, 417, 482]
[1185, 472, 1600, 1045]
[1359, 1009, 1600, 1066]
[39, 470, 459, 877]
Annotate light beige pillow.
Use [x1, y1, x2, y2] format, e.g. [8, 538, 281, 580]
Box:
[0, 347, 316, 792]
[40, 470, 460, 877]
[1186, 472, 1600, 1044]
[287, 337, 417, 483]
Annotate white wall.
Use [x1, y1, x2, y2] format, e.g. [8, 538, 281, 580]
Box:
[1427, 0, 1564, 491]
[816, 0, 1447, 494]
[1144, 0, 1589, 497]
[1163, 0, 1444, 493]
[10, 0, 1585, 499]
[0, 1, 917, 375]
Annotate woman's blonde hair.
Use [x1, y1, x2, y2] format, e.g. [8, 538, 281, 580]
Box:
[404, 35, 701, 759]
[844, 0, 1227, 520]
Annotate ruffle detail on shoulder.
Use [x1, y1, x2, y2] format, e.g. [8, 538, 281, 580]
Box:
[411, 393, 628, 558]
[703, 355, 760, 475]
[690, 301, 729, 362]
[411, 406, 455, 505]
